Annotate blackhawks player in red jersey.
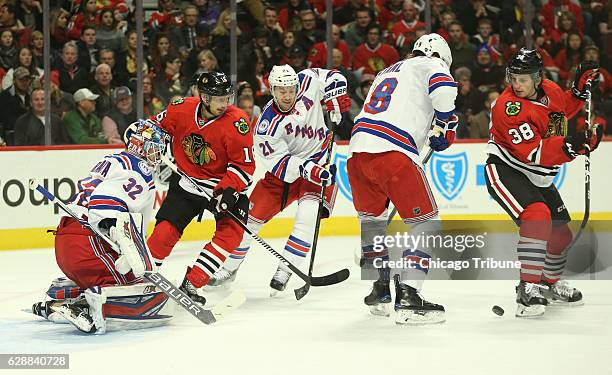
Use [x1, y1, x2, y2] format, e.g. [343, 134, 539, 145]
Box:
[485, 49, 602, 317]
[146, 71, 255, 305]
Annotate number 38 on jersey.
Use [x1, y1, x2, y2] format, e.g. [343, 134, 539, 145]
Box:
[508, 123, 535, 144]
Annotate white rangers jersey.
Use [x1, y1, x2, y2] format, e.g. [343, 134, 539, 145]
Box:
[349, 56, 458, 165]
[254, 68, 347, 182]
[68, 151, 156, 235]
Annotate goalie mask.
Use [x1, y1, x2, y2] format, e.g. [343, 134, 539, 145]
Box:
[269, 64, 299, 113]
[125, 119, 170, 166]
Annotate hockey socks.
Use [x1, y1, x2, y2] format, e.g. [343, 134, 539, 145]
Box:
[542, 224, 572, 284]
[147, 220, 181, 266]
[517, 203, 552, 283]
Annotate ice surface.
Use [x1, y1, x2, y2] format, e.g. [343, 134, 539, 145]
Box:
[1, 237, 610, 375]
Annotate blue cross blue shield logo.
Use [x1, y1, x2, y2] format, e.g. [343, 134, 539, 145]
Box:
[334, 153, 353, 202]
[429, 152, 468, 201]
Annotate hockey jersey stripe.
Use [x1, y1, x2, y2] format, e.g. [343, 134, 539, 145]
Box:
[227, 163, 253, 187]
[88, 195, 129, 212]
[272, 154, 291, 179]
[429, 81, 458, 94]
[267, 113, 283, 136]
[352, 119, 418, 155]
[429, 73, 455, 85]
[489, 141, 559, 175]
[485, 164, 523, 218]
[297, 75, 312, 99]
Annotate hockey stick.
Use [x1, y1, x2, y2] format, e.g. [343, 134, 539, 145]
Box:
[568, 81, 592, 249]
[294, 117, 337, 300]
[386, 147, 435, 226]
[160, 154, 350, 288]
[29, 180, 246, 325]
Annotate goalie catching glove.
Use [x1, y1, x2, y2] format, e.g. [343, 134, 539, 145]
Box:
[429, 114, 458, 151]
[109, 212, 155, 277]
[562, 124, 603, 159]
[299, 160, 336, 186]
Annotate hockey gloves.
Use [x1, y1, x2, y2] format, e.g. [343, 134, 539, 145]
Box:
[429, 114, 459, 152]
[209, 187, 241, 213]
[324, 94, 351, 125]
[572, 61, 599, 100]
[300, 160, 336, 186]
[562, 124, 603, 159]
[208, 187, 249, 222]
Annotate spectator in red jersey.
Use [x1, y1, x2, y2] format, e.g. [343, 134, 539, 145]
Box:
[353, 24, 400, 76]
[391, 1, 425, 51]
[149, 0, 182, 32]
[344, 6, 374, 52]
[308, 24, 351, 68]
[68, 0, 98, 40]
[553, 32, 584, 83]
[539, 0, 584, 35]
[378, 0, 404, 32]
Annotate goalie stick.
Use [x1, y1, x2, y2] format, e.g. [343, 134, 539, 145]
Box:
[160, 154, 350, 288]
[29, 180, 245, 325]
[294, 114, 337, 300]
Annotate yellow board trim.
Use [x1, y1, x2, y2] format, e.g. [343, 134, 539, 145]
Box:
[2, 213, 611, 251]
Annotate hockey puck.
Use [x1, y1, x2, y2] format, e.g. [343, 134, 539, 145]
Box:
[492, 305, 505, 316]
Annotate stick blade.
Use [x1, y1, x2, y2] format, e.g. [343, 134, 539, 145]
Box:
[294, 283, 311, 300]
[311, 268, 350, 287]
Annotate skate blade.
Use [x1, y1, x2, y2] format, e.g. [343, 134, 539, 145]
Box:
[548, 299, 585, 307]
[54, 306, 96, 334]
[270, 288, 281, 297]
[395, 310, 445, 325]
[515, 303, 546, 317]
[368, 303, 390, 317]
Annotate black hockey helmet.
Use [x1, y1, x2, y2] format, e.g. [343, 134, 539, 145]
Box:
[506, 48, 543, 75]
[197, 71, 235, 97]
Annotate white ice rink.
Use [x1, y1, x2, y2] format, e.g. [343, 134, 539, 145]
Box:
[1, 236, 611, 375]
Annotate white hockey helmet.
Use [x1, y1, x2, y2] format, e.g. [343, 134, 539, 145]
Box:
[268, 64, 299, 111]
[412, 33, 453, 69]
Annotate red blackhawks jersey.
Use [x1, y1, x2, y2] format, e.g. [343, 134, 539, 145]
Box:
[487, 79, 584, 187]
[352, 42, 400, 75]
[154, 97, 255, 197]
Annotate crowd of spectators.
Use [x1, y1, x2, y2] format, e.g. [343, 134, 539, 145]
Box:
[0, 0, 610, 146]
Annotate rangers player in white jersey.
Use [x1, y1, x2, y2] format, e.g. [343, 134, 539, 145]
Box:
[348, 33, 459, 324]
[31, 120, 174, 334]
[209, 65, 351, 294]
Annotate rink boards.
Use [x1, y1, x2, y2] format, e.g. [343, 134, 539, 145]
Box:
[1, 141, 611, 250]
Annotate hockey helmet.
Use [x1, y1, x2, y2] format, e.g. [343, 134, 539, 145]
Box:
[268, 64, 299, 111]
[124, 119, 170, 166]
[412, 33, 453, 69]
[506, 48, 543, 76]
[197, 71, 235, 97]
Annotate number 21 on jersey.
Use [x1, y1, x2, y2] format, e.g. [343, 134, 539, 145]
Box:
[364, 78, 398, 114]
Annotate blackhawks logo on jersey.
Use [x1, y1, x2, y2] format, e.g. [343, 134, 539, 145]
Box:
[505, 101, 522, 116]
[182, 133, 217, 165]
[171, 97, 185, 105]
[234, 118, 250, 135]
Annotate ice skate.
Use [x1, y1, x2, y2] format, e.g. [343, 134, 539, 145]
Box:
[515, 281, 547, 317]
[541, 280, 583, 306]
[393, 275, 445, 325]
[364, 279, 392, 317]
[179, 277, 207, 306]
[54, 300, 96, 334]
[270, 266, 292, 297]
[208, 267, 239, 287]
